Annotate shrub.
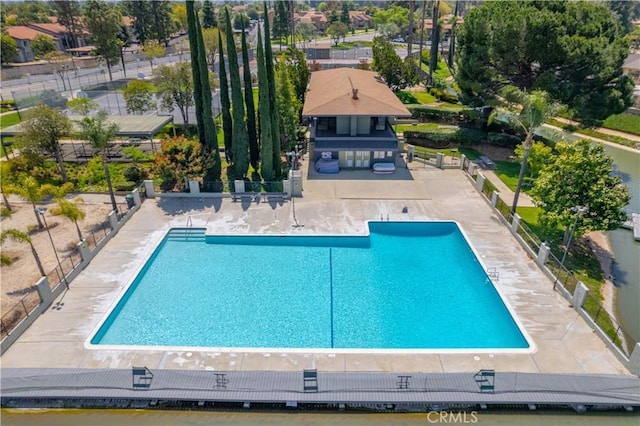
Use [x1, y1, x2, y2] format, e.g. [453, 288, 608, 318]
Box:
[115, 181, 136, 191]
[123, 165, 144, 182]
[38, 90, 67, 109]
[404, 127, 484, 148]
[487, 132, 522, 147]
[408, 105, 485, 128]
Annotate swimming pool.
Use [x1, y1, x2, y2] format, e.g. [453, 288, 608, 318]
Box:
[90, 222, 530, 351]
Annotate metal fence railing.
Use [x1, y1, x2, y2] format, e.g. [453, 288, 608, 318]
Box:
[463, 164, 636, 358]
[0, 292, 40, 341]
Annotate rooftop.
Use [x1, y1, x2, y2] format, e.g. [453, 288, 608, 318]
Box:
[302, 68, 411, 117]
[6, 26, 55, 41]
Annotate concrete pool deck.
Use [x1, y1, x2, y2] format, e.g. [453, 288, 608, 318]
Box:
[0, 159, 632, 376]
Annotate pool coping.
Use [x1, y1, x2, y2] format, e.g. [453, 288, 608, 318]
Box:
[85, 220, 536, 355]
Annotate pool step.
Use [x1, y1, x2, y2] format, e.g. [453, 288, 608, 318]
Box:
[166, 228, 207, 241]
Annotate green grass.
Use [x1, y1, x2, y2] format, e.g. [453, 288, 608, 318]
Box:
[546, 118, 637, 148]
[413, 92, 437, 104]
[396, 123, 439, 133]
[0, 112, 21, 129]
[602, 113, 640, 136]
[493, 161, 522, 192]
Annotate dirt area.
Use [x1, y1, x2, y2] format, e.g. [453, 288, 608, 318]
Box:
[471, 143, 516, 162]
[0, 197, 115, 316]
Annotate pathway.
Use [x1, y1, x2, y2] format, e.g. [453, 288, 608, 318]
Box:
[552, 117, 640, 144]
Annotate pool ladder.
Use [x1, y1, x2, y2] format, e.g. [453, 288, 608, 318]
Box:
[185, 216, 193, 240]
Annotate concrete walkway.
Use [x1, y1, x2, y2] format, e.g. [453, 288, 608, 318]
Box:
[0, 156, 631, 377]
[552, 117, 640, 143]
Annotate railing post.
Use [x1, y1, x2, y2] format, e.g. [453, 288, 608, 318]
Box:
[460, 154, 467, 170]
[35, 277, 54, 309]
[491, 191, 500, 208]
[536, 242, 550, 266]
[511, 213, 521, 234]
[132, 188, 141, 207]
[143, 179, 155, 198]
[435, 152, 444, 169]
[475, 173, 486, 192]
[572, 281, 588, 309]
[629, 343, 640, 376]
[188, 180, 200, 194]
[108, 210, 118, 230]
[77, 239, 90, 262]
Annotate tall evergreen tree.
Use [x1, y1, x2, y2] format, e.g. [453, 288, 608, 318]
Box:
[225, 8, 249, 180]
[218, 29, 233, 162]
[186, 0, 204, 143]
[202, 0, 216, 28]
[241, 16, 259, 170]
[263, 2, 281, 178]
[276, 59, 300, 153]
[196, 16, 221, 181]
[257, 26, 274, 182]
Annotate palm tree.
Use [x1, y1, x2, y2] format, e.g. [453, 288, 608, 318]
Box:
[0, 162, 13, 212]
[49, 198, 86, 241]
[503, 87, 563, 214]
[76, 111, 119, 213]
[0, 229, 46, 276]
[7, 175, 53, 229]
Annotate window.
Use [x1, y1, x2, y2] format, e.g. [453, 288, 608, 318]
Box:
[387, 151, 393, 157]
[374, 151, 385, 159]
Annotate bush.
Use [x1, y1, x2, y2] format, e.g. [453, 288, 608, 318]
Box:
[428, 87, 458, 103]
[123, 165, 144, 182]
[404, 127, 484, 148]
[115, 181, 136, 191]
[487, 132, 522, 147]
[408, 105, 486, 128]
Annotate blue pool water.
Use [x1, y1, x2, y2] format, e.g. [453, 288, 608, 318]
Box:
[91, 222, 529, 350]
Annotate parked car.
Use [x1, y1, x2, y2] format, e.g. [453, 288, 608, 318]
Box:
[393, 37, 405, 43]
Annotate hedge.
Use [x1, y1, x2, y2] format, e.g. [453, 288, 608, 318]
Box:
[487, 132, 522, 147]
[407, 105, 486, 128]
[404, 127, 484, 148]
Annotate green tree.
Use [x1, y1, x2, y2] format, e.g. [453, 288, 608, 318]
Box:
[202, 0, 216, 29]
[52, 0, 84, 49]
[257, 25, 274, 182]
[326, 22, 348, 45]
[428, 1, 440, 82]
[218, 28, 233, 162]
[124, 0, 173, 46]
[201, 27, 219, 65]
[0, 229, 46, 276]
[195, 12, 221, 182]
[7, 175, 53, 229]
[76, 111, 120, 213]
[225, 8, 249, 180]
[263, 2, 281, 178]
[0, 162, 13, 211]
[186, 0, 205, 144]
[83, 0, 123, 81]
[531, 140, 631, 239]
[142, 39, 165, 70]
[276, 59, 300, 153]
[513, 141, 553, 180]
[455, 0, 634, 123]
[123, 79, 156, 114]
[295, 22, 316, 49]
[0, 33, 17, 64]
[502, 87, 563, 214]
[49, 199, 85, 241]
[341, 2, 351, 26]
[282, 47, 309, 107]
[31, 34, 56, 58]
[372, 4, 409, 35]
[172, 3, 187, 31]
[155, 62, 193, 130]
[19, 105, 72, 183]
[372, 36, 416, 91]
[233, 13, 250, 31]
[67, 98, 99, 115]
[241, 17, 259, 170]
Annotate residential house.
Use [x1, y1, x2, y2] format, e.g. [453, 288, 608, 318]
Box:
[296, 11, 328, 33]
[348, 11, 372, 30]
[623, 54, 640, 108]
[28, 22, 89, 51]
[5, 26, 56, 62]
[302, 68, 411, 170]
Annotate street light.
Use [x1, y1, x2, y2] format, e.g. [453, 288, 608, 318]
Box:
[36, 207, 69, 289]
[560, 206, 588, 268]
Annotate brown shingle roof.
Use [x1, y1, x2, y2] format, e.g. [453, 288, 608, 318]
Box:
[6, 26, 55, 41]
[302, 68, 411, 117]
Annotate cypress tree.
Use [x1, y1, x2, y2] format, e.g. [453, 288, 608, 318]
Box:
[196, 15, 221, 181]
[257, 26, 274, 182]
[225, 7, 249, 180]
[263, 2, 281, 178]
[218, 28, 233, 163]
[241, 16, 259, 170]
[186, 0, 204, 142]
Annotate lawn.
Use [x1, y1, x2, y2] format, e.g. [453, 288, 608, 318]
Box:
[602, 113, 640, 136]
[493, 161, 523, 192]
[396, 122, 439, 133]
[0, 112, 21, 129]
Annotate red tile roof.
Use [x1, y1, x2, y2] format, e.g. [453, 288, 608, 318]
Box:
[6, 26, 55, 41]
